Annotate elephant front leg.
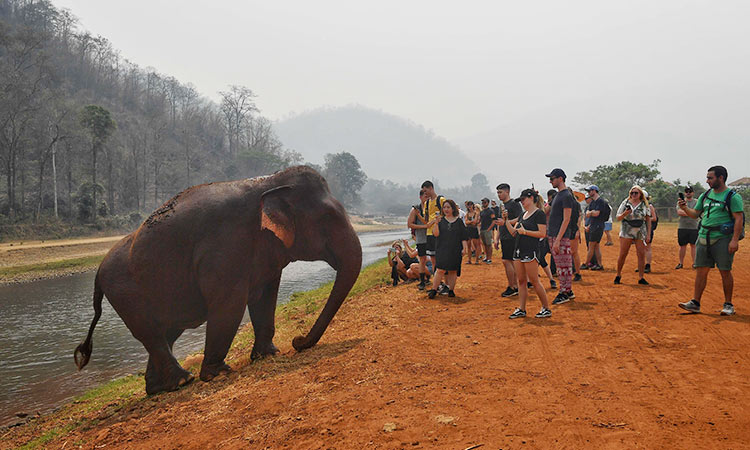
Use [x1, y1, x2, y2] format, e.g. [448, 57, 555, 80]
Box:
[200, 293, 247, 382]
[248, 274, 282, 360]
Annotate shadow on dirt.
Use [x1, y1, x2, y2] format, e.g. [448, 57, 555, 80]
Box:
[520, 319, 564, 327]
[566, 301, 596, 311]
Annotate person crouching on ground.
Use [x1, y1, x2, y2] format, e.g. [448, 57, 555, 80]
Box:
[505, 188, 552, 319]
[614, 185, 651, 285]
[678, 165, 743, 316]
[387, 240, 421, 286]
[428, 199, 469, 299]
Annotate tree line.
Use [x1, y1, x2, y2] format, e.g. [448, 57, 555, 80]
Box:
[0, 0, 303, 229]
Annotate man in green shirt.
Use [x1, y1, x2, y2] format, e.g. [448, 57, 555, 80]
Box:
[678, 166, 744, 316]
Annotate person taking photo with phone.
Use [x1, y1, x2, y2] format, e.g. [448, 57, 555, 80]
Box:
[675, 186, 699, 269]
[678, 165, 744, 316]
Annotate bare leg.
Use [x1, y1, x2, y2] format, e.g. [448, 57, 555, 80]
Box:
[616, 239, 632, 277]
[514, 261, 528, 311]
[693, 267, 710, 301]
[635, 240, 646, 279]
[719, 269, 734, 303]
[678, 245, 687, 266]
[445, 271, 458, 290]
[594, 242, 603, 267]
[432, 269, 445, 290]
[502, 259, 517, 288]
[526, 260, 549, 309]
[646, 242, 653, 265]
[689, 243, 696, 266]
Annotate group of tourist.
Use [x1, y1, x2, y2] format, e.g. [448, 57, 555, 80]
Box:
[389, 165, 744, 319]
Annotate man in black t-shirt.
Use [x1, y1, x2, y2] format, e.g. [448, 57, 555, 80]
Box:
[546, 168, 576, 304]
[478, 198, 496, 263]
[583, 185, 607, 270]
[494, 183, 522, 297]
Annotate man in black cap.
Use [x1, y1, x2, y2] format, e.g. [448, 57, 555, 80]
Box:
[545, 168, 576, 304]
[583, 184, 608, 270]
[675, 186, 698, 269]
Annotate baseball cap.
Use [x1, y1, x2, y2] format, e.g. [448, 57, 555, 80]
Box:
[545, 168, 566, 179]
[586, 185, 599, 192]
[684, 186, 694, 193]
[514, 188, 537, 203]
[481, 197, 489, 202]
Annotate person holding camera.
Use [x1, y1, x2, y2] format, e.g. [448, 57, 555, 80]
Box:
[675, 186, 699, 269]
[504, 188, 552, 319]
[387, 240, 420, 286]
[427, 199, 469, 299]
[614, 185, 651, 285]
[678, 166, 744, 316]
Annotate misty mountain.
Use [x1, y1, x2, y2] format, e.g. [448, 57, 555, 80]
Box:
[273, 105, 479, 187]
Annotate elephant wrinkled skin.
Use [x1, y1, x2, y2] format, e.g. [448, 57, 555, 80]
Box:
[74, 166, 362, 395]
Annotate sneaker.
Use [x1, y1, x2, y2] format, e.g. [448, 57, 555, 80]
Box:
[644, 264, 651, 274]
[638, 278, 649, 285]
[573, 273, 582, 282]
[720, 303, 735, 316]
[674, 263, 683, 270]
[509, 308, 526, 319]
[552, 292, 570, 305]
[614, 276, 621, 285]
[580, 263, 590, 270]
[678, 299, 700, 313]
[527, 282, 533, 289]
[438, 283, 450, 295]
[448, 290, 456, 298]
[549, 280, 558, 289]
[484, 259, 492, 264]
[535, 307, 552, 318]
[605, 241, 614, 246]
[417, 282, 426, 291]
[565, 290, 575, 300]
[591, 264, 604, 271]
[501, 286, 519, 297]
[427, 289, 437, 299]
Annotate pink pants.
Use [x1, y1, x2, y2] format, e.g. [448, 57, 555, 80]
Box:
[549, 237, 572, 293]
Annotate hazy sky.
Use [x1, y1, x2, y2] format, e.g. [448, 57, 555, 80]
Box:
[52, 0, 748, 191]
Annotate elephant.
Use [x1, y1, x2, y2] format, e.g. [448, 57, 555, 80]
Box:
[74, 166, 362, 395]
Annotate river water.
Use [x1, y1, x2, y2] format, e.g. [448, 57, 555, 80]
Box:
[0, 229, 407, 427]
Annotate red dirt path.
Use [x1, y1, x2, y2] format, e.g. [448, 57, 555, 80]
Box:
[7, 225, 750, 449]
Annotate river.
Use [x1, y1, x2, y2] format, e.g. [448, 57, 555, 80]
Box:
[0, 229, 407, 427]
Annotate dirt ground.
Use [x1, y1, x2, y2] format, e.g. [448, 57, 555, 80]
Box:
[5, 224, 750, 449]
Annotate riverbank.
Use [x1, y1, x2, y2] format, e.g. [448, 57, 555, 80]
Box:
[4, 225, 750, 449]
[0, 218, 402, 285]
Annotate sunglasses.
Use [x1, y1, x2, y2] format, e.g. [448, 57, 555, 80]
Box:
[630, 191, 639, 195]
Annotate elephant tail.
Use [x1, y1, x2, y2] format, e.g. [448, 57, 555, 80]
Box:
[74, 272, 104, 370]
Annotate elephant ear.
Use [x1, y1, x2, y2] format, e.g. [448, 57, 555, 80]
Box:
[260, 185, 295, 248]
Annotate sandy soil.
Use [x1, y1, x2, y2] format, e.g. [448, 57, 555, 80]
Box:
[4, 224, 750, 449]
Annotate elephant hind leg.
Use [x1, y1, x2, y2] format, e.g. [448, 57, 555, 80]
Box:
[143, 329, 193, 395]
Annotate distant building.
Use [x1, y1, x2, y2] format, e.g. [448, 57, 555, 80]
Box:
[728, 177, 750, 187]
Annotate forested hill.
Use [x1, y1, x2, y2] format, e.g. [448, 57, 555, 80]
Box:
[273, 105, 479, 187]
[0, 0, 298, 227]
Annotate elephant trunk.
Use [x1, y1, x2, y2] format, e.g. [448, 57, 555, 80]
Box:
[292, 224, 362, 351]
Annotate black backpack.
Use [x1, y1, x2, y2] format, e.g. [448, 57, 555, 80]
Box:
[567, 189, 581, 235]
[699, 189, 745, 243]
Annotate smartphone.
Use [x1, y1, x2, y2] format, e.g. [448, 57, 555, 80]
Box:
[678, 192, 685, 200]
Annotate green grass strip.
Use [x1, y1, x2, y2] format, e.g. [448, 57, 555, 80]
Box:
[0, 255, 105, 278]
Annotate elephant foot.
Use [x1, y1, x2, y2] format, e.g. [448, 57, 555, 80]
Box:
[199, 362, 232, 382]
[145, 365, 194, 395]
[251, 342, 280, 360]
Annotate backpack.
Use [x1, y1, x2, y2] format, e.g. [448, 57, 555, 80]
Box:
[425, 195, 445, 220]
[699, 189, 745, 244]
[567, 189, 581, 235]
[601, 200, 612, 221]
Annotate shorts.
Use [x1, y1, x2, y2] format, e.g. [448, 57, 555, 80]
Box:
[695, 236, 734, 271]
[416, 243, 427, 257]
[604, 221, 612, 231]
[678, 228, 698, 247]
[513, 246, 539, 263]
[467, 227, 479, 240]
[480, 229, 493, 246]
[500, 239, 516, 261]
[588, 225, 604, 243]
[426, 236, 436, 256]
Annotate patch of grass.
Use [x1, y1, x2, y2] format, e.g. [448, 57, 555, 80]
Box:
[0, 255, 104, 278]
[5, 258, 391, 449]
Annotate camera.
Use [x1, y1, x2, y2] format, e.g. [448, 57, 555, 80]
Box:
[412, 205, 420, 210]
[388, 247, 399, 253]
